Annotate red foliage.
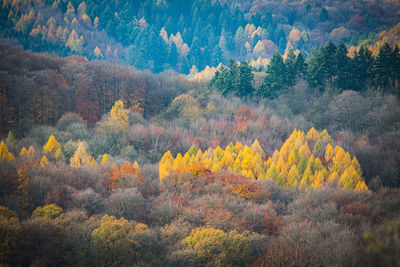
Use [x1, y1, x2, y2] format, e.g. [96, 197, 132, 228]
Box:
[235, 106, 254, 119]
[107, 163, 144, 190]
[348, 14, 366, 29]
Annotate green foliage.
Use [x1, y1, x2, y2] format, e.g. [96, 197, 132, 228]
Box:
[210, 60, 254, 97]
[90, 215, 140, 266]
[6, 131, 15, 144]
[32, 204, 63, 219]
[257, 53, 287, 99]
[183, 227, 252, 266]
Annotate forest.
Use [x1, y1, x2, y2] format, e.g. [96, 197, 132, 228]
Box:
[1, 0, 400, 73]
[1, 0, 400, 266]
[0, 39, 400, 265]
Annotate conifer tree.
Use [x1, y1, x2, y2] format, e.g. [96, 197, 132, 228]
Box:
[257, 53, 287, 99]
[70, 142, 92, 167]
[40, 155, 49, 167]
[0, 141, 14, 160]
[6, 131, 15, 144]
[110, 100, 129, 129]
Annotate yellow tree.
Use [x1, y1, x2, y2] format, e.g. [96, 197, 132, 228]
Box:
[221, 148, 234, 168]
[28, 146, 35, 156]
[325, 144, 334, 163]
[0, 141, 14, 160]
[70, 142, 92, 167]
[306, 127, 319, 140]
[91, 215, 140, 266]
[110, 100, 129, 130]
[43, 135, 61, 155]
[287, 165, 300, 186]
[354, 181, 368, 192]
[90, 158, 97, 166]
[250, 139, 265, 157]
[101, 154, 110, 164]
[20, 146, 28, 156]
[159, 150, 174, 179]
[40, 155, 49, 167]
[234, 141, 243, 153]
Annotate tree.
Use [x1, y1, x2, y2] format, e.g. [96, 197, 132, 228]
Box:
[40, 155, 49, 167]
[235, 61, 254, 97]
[43, 135, 62, 156]
[257, 53, 287, 99]
[334, 43, 352, 91]
[183, 227, 252, 267]
[108, 163, 144, 189]
[91, 215, 140, 266]
[110, 100, 129, 130]
[159, 150, 174, 179]
[277, 29, 287, 53]
[70, 142, 92, 167]
[32, 204, 63, 219]
[0, 212, 20, 266]
[353, 46, 374, 90]
[285, 49, 297, 86]
[319, 8, 329, 22]
[374, 43, 398, 91]
[0, 141, 14, 160]
[6, 131, 15, 144]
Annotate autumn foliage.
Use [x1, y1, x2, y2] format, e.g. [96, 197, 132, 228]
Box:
[159, 128, 368, 192]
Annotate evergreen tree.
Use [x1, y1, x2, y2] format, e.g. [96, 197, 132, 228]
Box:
[257, 53, 287, 99]
[374, 43, 392, 89]
[319, 8, 329, 22]
[211, 45, 224, 67]
[285, 49, 297, 86]
[277, 29, 287, 53]
[235, 61, 254, 97]
[334, 43, 352, 91]
[294, 52, 306, 77]
[353, 46, 374, 90]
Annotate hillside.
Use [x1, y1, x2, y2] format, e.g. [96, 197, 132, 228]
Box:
[1, 0, 399, 73]
[1, 1, 400, 266]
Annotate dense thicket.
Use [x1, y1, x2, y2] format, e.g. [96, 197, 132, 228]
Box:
[1, 69, 400, 266]
[0, 133, 399, 266]
[0, 45, 187, 135]
[210, 42, 400, 98]
[1, 0, 399, 73]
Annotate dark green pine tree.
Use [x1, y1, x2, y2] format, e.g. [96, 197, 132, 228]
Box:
[211, 45, 224, 67]
[393, 45, 400, 94]
[277, 29, 287, 54]
[294, 52, 307, 77]
[168, 42, 178, 69]
[374, 43, 393, 89]
[334, 43, 353, 91]
[319, 8, 329, 22]
[352, 46, 374, 90]
[322, 42, 338, 82]
[257, 53, 288, 99]
[306, 48, 325, 90]
[209, 65, 231, 95]
[285, 49, 297, 86]
[189, 36, 202, 69]
[235, 61, 254, 97]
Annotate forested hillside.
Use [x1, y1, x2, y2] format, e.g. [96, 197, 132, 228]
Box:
[1, 0, 400, 266]
[1, 0, 399, 73]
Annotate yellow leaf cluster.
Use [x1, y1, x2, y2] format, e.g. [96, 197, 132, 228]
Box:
[0, 140, 15, 160]
[110, 100, 129, 129]
[159, 140, 266, 180]
[265, 128, 368, 192]
[70, 142, 93, 167]
[158, 128, 369, 192]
